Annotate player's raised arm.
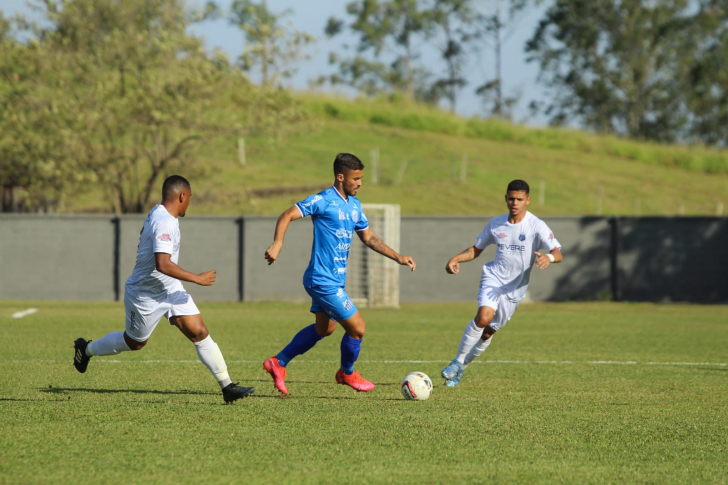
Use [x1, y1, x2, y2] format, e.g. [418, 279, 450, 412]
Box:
[155, 253, 217, 286]
[356, 228, 416, 271]
[446, 246, 484, 275]
[265, 205, 303, 265]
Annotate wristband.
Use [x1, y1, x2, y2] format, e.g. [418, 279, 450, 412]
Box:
[547, 253, 555, 263]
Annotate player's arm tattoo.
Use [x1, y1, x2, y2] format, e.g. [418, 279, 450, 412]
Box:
[365, 234, 383, 252]
[362, 232, 396, 259]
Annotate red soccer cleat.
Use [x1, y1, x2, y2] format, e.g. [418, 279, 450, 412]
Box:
[263, 357, 288, 395]
[335, 369, 375, 392]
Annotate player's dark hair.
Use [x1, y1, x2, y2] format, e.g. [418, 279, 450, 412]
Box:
[333, 153, 364, 175]
[162, 175, 191, 200]
[507, 179, 530, 195]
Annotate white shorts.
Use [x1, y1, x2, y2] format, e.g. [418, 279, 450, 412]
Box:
[124, 291, 200, 342]
[477, 284, 520, 332]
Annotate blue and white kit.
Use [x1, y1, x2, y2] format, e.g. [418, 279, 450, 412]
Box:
[473, 211, 561, 330]
[296, 186, 369, 321]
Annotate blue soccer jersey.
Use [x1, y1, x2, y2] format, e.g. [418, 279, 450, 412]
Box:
[296, 186, 369, 289]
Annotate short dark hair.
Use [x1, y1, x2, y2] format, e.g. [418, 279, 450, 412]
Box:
[333, 153, 364, 175]
[507, 179, 529, 194]
[162, 175, 191, 200]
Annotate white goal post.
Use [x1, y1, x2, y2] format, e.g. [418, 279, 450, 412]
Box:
[346, 204, 401, 308]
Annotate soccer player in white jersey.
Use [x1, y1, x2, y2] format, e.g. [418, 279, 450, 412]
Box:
[262, 153, 416, 395]
[73, 175, 255, 403]
[440, 179, 563, 386]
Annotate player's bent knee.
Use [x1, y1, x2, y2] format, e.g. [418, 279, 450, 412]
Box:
[316, 326, 335, 337]
[482, 326, 497, 340]
[474, 315, 493, 328]
[348, 328, 365, 339]
[124, 333, 147, 351]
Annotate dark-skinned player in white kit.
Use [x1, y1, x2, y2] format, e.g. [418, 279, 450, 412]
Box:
[73, 175, 255, 403]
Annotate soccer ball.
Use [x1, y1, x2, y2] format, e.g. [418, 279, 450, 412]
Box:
[401, 372, 433, 401]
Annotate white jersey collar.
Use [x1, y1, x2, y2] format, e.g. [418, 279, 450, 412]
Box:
[507, 211, 530, 225]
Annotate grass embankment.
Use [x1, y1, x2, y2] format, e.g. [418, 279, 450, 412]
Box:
[70, 94, 728, 216]
[1, 301, 726, 483]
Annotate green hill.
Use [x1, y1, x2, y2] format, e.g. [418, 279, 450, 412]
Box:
[72, 94, 728, 216]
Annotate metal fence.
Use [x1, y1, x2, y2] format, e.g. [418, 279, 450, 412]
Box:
[1, 214, 726, 303]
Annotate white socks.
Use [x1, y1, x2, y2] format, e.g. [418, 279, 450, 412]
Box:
[454, 320, 484, 363]
[194, 336, 232, 389]
[87, 332, 131, 356]
[461, 336, 492, 370]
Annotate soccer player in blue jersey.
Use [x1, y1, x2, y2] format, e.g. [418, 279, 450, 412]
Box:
[263, 153, 416, 394]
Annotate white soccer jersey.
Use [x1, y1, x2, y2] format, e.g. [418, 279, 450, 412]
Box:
[125, 204, 184, 301]
[475, 211, 561, 302]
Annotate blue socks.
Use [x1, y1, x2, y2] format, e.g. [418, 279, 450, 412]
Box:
[276, 324, 362, 375]
[340, 334, 361, 375]
[277, 324, 322, 367]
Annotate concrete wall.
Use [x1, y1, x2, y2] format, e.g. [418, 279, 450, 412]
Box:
[1, 214, 726, 303]
[0, 215, 116, 300]
[398, 216, 613, 303]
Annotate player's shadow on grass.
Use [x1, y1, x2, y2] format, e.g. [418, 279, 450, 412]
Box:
[42, 387, 218, 396]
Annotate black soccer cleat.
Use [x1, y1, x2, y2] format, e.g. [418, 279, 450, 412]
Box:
[222, 382, 255, 404]
[73, 338, 92, 374]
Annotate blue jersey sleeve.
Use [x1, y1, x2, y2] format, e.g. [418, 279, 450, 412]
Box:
[354, 207, 369, 232]
[296, 193, 326, 218]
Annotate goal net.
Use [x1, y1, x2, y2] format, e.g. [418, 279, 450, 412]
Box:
[346, 203, 401, 308]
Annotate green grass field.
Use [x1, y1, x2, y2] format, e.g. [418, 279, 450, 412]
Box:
[1, 301, 726, 483]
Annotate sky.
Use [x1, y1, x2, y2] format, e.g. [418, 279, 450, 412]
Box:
[0, 0, 550, 125]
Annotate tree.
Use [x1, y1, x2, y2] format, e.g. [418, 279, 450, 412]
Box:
[229, 0, 315, 88]
[0, 14, 87, 212]
[325, 0, 433, 100]
[525, 0, 694, 141]
[33, 0, 252, 213]
[425, 0, 474, 112]
[685, 3, 728, 146]
[472, 0, 534, 119]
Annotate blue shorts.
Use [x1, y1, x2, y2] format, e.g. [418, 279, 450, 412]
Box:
[305, 286, 358, 322]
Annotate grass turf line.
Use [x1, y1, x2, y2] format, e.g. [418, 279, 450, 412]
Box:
[0, 301, 726, 483]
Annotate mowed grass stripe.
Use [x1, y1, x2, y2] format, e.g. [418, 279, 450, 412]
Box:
[0, 301, 726, 484]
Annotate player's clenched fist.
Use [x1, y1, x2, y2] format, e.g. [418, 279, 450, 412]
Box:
[265, 242, 282, 265]
[197, 270, 217, 286]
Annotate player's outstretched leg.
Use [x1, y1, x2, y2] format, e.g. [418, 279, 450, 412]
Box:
[446, 335, 493, 387]
[193, 334, 255, 403]
[73, 338, 92, 373]
[443, 307, 495, 381]
[263, 356, 289, 395]
[171, 315, 255, 403]
[264, 323, 324, 395]
[221, 382, 256, 403]
[73, 331, 135, 373]
[442, 319, 481, 379]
